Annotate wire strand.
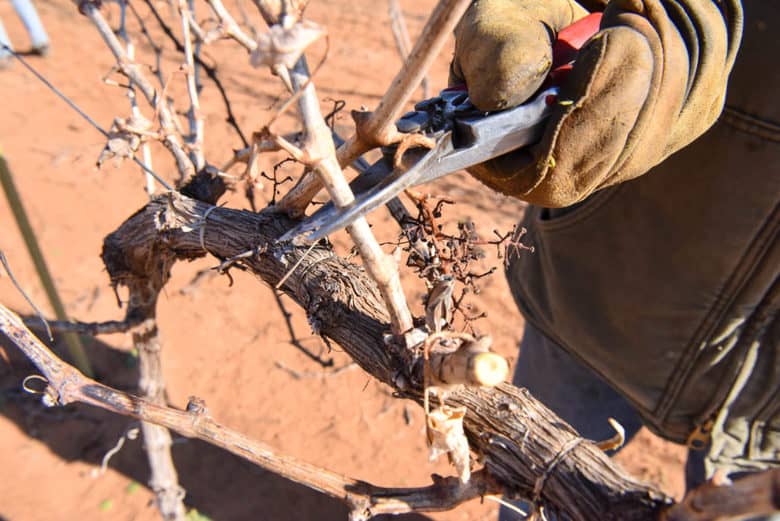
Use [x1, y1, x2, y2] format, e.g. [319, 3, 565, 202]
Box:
[1, 43, 174, 191]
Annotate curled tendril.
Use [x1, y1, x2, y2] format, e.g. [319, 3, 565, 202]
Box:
[22, 374, 59, 407]
[22, 374, 49, 395]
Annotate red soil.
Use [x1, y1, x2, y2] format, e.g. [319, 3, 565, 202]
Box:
[0, 1, 685, 519]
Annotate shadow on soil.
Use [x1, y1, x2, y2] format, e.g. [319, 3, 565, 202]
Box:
[0, 331, 432, 521]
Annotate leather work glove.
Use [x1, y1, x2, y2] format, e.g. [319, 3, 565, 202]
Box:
[450, 0, 743, 207]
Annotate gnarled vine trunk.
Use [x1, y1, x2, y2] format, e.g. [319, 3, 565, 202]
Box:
[101, 191, 672, 521]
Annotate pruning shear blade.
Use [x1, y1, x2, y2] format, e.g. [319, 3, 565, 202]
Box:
[280, 87, 558, 243]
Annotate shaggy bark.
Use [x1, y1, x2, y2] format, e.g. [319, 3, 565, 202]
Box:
[101, 191, 672, 521]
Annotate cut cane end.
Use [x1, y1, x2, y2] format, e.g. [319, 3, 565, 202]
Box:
[471, 352, 508, 387]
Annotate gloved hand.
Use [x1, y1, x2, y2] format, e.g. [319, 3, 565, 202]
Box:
[450, 0, 742, 207]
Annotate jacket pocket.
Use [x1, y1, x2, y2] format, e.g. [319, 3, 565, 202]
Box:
[750, 391, 780, 462]
[532, 184, 621, 232]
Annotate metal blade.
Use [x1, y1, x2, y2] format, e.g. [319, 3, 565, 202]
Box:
[280, 87, 557, 243]
[299, 136, 455, 242]
[278, 158, 395, 241]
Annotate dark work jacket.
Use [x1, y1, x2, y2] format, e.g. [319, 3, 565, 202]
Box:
[506, 0, 779, 474]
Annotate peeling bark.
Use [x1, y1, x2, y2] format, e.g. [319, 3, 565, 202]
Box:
[100, 192, 672, 520]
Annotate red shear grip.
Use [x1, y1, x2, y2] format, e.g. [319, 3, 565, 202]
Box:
[552, 12, 603, 69]
[457, 13, 602, 98]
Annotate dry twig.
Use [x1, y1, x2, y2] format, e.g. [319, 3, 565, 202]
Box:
[205, 0, 258, 50]
[0, 303, 499, 519]
[278, 0, 471, 212]
[116, 0, 156, 196]
[126, 280, 187, 520]
[138, 0, 250, 146]
[78, 0, 194, 181]
[15, 2, 777, 521]
[24, 316, 142, 336]
[387, 0, 429, 99]
[252, 0, 309, 26]
[178, 0, 206, 171]
[93, 192, 673, 520]
[283, 56, 414, 335]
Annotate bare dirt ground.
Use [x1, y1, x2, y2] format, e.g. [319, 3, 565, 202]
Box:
[0, 1, 687, 520]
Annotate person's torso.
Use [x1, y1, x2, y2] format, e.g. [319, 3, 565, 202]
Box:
[507, 0, 779, 471]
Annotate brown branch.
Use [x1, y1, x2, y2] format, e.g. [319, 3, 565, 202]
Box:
[16, 4, 776, 520]
[0, 304, 499, 518]
[96, 192, 672, 520]
[137, 0, 250, 147]
[387, 0, 429, 99]
[178, 0, 205, 171]
[116, 1, 157, 196]
[122, 266, 187, 520]
[252, 0, 309, 27]
[24, 316, 142, 336]
[136, 317, 187, 520]
[205, 0, 258, 51]
[284, 56, 414, 335]
[278, 0, 471, 212]
[337, 0, 470, 161]
[78, 0, 195, 182]
[271, 289, 335, 367]
[17, 192, 771, 520]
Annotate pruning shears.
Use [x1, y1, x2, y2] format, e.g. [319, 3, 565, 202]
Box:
[280, 13, 602, 243]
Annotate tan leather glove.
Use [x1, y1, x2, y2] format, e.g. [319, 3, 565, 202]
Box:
[450, 0, 743, 207]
